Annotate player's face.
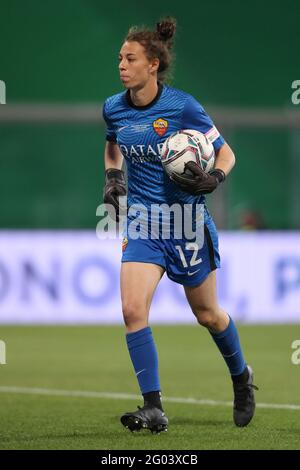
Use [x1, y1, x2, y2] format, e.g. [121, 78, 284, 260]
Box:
[118, 41, 158, 89]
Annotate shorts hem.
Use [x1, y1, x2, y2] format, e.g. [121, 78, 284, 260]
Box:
[121, 258, 166, 270]
[168, 266, 219, 288]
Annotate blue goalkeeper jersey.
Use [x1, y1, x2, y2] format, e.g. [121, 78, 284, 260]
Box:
[102, 82, 225, 210]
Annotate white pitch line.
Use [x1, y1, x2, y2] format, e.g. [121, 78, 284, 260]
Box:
[0, 386, 300, 411]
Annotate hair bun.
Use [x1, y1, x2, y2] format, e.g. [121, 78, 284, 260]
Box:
[156, 17, 176, 44]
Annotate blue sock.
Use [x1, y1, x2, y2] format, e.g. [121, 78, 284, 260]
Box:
[126, 326, 161, 394]
[210, 316, 247, 376]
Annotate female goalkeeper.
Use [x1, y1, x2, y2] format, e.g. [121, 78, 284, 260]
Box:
[103, 17, 257, 434]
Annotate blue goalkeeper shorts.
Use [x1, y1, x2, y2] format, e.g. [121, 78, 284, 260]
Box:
[121, 210, 220, 287]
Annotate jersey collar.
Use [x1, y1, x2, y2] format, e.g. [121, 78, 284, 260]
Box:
[125, 82, 164, 110]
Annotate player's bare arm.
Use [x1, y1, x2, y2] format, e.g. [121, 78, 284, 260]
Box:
[214, 141, 236, 176]
[104, 141, 124, 170]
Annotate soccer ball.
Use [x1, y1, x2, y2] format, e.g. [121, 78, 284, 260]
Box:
[161, 129, 215, 177]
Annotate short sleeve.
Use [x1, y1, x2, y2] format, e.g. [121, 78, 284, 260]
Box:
[102, 100, 117, 143]
[182, 95, 225, 151]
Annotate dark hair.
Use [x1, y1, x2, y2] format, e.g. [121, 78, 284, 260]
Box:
[125, 17, 177, 82]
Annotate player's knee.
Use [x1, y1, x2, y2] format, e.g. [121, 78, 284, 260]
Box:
[122, 301, 147, 327]
[195, 307, 219, 329]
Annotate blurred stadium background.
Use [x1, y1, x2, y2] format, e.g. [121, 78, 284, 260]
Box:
[0, 0, 300, 450]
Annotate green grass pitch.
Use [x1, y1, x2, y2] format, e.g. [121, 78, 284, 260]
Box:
[0, 325, 299, 450]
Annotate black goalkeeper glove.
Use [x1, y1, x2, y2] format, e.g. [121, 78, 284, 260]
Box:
[171, 161, 226, 195]
[103, 168, 127, 221]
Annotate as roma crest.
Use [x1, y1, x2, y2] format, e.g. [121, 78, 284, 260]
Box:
[122, 237, 128, 252]
[153, 118, 168, 137]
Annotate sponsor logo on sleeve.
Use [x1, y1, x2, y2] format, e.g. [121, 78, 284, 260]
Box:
[205, 126, 220, 143]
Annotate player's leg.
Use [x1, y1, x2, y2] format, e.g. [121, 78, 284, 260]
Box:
[120, 261, 168, 433]
[184, 271, 258, 427]
[121, 261, 164, 332]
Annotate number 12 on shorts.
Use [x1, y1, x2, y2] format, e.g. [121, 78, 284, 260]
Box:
[175, 243, 202, 268]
